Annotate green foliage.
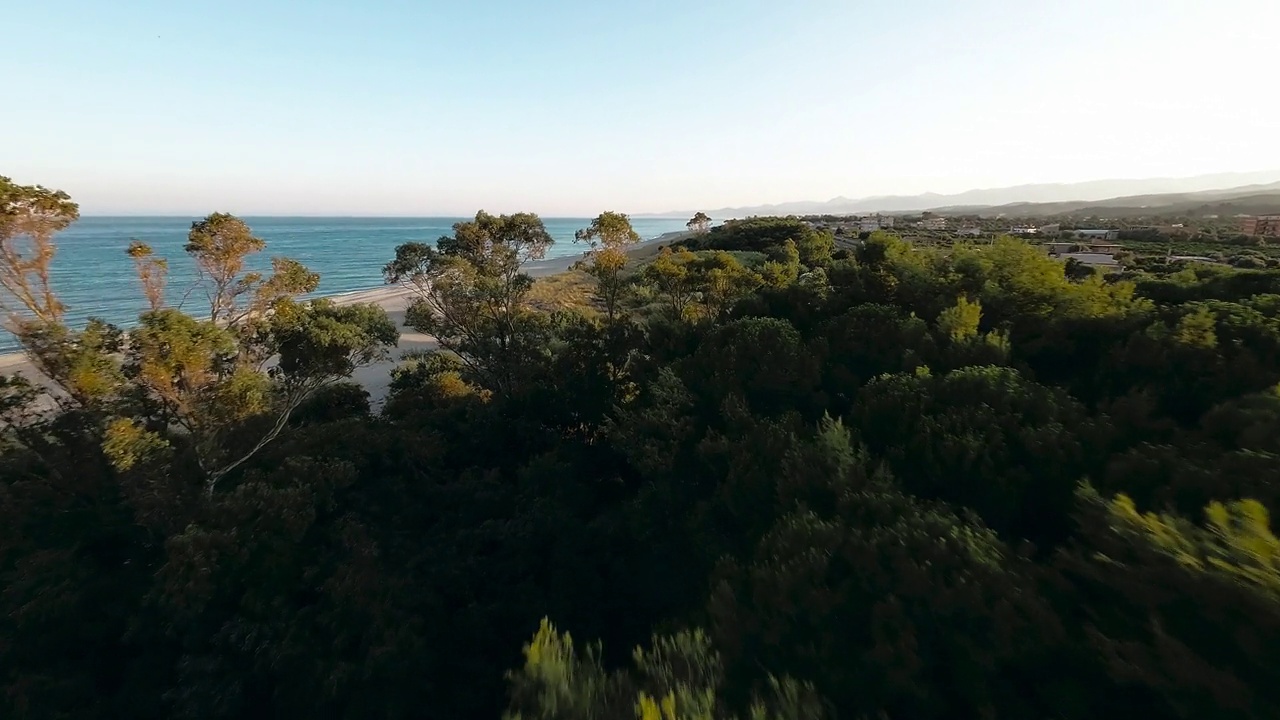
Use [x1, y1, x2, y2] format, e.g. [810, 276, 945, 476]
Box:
[576, 212, 643, 321]
[0, 175, 80, 325]
[270, 299, 399, 380]
[576, 210, 642, 251]
[678, 217, 832, 268]
[686, 317, 817, 417]
[709, 479, 1062, 720]
[504, 619, 826, 720]
[1049, 487, 1280, 719]
[812, 304, 930, 414]
[793, 230, 833, 268]
[184, 213, 320, 326]
[7, 192, 1280, 720]
[290, 381, 371, 424]
[936, 295, 982, 342]
[759, 240, 800, 288]
[854, 366, 1092, 547]
[385, 210, 554, 394]
[686, 212, 712, 235]
[692, 252, 763, 318]
[640, 247, 700, 320]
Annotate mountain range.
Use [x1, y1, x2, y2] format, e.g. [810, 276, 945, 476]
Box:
[644, 170, 1280, 219]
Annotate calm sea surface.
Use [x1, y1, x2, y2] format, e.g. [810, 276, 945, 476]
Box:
[3, 216, 690, 353]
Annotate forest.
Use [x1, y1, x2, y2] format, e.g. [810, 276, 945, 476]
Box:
[3, 176, 1280, 719]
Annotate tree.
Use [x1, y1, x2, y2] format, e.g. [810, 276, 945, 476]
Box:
[640, 247, 699, 320]
[1048, 487, 1280, 719]
[684, 317, 818, 418]
[933, 296, 1012, 370]
[384, 210, 554, 394]
[127, 241, 168, 312]
[117, 302, 394, 496]
[708, 481, 1063, 719]
[1064, 257, 1097, 281]
[0, 187, 397, 495]
[794, 229, 833, 268]
[0, 176, 82, 398]
[504, 619, 826, 720]
[759, 240, 800, 288]
[692, 252, 762, 318]
[686, 211, 712, 235]
[682, 217, 831, 269]
[109, 221, 392, 494]
[0, 176, 79, 328]
[854, 366, 1093, 547]
[575, 211, 642, 322]
[183, 212, 319, 328]
[812, 304, 931, 416]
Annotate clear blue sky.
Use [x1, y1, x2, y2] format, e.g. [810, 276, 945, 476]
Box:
[3, 0, 1275, 215]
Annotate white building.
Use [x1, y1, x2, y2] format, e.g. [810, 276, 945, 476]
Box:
[855, 215, 895, 232]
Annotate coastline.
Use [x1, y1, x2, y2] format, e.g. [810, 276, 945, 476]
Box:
[0, 230, 687, 408]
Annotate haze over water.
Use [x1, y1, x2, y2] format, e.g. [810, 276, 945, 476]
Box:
[4, 215, 689, 353]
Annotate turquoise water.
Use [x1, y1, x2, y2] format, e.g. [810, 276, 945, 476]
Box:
[3, 216, 690, 353]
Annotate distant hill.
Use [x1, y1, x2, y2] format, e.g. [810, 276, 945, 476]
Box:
[934, 183, 1280, 218]
[642, 171, 1280, 219]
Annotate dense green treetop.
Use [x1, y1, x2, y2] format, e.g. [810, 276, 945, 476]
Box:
[4, 176, 1280, 719]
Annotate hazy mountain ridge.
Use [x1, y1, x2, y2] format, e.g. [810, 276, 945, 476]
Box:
[935, 183, 1280, 218]
[644, 171, 1280, 219]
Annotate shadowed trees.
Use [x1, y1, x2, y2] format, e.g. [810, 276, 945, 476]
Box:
[6, 179, 1280, 720]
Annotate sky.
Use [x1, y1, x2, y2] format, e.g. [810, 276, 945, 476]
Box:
[3, 0, 1277, 216]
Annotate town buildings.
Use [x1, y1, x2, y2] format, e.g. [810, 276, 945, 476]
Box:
[803, 215, 899, 235]
[858, 215, 895, 232]
[1242, 215, 1280, 237]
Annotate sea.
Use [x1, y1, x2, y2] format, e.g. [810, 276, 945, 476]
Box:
[1, 216, 690, 354]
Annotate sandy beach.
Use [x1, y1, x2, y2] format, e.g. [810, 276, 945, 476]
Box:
[0, 231, 686, 410]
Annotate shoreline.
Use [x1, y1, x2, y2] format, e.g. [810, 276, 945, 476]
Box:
[0, 230, 688, 407]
